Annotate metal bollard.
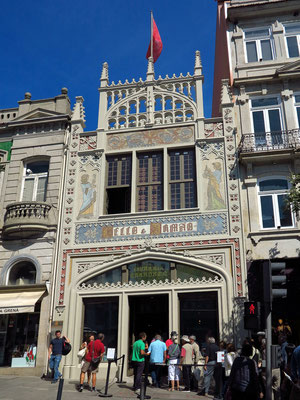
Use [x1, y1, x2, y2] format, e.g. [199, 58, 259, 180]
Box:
[56, 378, 64, 400]
[138, 376, 151, 400]
[98, 359, 113, 398]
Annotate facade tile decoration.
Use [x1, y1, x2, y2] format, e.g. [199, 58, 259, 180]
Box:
[75, 213, 228, 244]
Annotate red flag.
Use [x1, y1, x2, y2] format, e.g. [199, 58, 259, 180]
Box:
[146, 17, 163, 63]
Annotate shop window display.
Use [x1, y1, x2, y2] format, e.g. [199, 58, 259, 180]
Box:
[0, 303, 40, 367]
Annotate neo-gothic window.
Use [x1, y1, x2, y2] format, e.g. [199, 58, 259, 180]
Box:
[244, 28, 274, 63]
[284, 23, 300, 58]
[106, 154, 131, 214]
[21, 161, 49, 202]
[251, 97, 283, 146]
[137, 152, 163, 212]
[258, 178, 293, 229]
[169, 149, 196, 209]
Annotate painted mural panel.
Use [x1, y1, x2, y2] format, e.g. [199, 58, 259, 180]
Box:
[106, 126, 194, 150]
[202, 158, 226, 210]
[77, 169, 97, 219]
[75, 213, 228, 244]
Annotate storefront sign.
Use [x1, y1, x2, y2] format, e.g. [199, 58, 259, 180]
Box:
[75, 213, 228, 244]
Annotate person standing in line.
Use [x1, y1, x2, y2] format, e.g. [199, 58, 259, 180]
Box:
[132, 332, 148, 395]
[148, 334, 167, 388]
[79, 333, 105, 392]
[167, 333, 181, 392]
[189, 335, 201, 391]
[227, 343, 263, 400]
[48, 330, 70, 384]
[291, 344, 300, 384]
[223, 343, 237, 397]
[180, 335, 194, 393]
[201, 336, 219, 396]
[214, 340, 226, 400]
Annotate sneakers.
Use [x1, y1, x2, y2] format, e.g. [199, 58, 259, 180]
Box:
[78, 385, 83, 392]
[182, 389, 191, 392]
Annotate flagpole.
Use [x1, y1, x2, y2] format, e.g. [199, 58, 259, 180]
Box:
[150, 10, 153, 59]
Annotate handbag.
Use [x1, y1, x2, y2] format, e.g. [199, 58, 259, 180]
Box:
[62, 341, 72, 356]
[90, 341, 101, 367]
[77, 348, 86, 358]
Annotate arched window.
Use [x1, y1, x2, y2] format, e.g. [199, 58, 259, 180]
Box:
[258, 178, 294, 229]
[8, 261, 36, 285]
[82, 259, 219, 286]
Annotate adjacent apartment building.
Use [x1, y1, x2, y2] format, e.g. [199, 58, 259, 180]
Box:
[213, 0, 300, 343]
[0, 90, 71, 374]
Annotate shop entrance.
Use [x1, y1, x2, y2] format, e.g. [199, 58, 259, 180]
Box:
[128, 294, 169, 359]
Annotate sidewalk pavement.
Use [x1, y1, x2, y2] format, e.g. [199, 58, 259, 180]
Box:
[0, 375, 213, 400]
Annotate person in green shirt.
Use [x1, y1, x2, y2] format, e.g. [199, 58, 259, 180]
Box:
[132, 332, 148, 394]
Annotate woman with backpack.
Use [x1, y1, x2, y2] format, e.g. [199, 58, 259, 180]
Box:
[227, 343, 263, 400]
[167, 333, 181, 391]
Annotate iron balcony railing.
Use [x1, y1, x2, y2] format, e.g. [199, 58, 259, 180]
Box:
[239, 129, 300, 153]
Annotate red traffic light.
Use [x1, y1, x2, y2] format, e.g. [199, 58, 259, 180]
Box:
[244, 301, 259, 317]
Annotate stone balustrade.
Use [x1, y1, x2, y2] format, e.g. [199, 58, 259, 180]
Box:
[3, 201, 55, 237]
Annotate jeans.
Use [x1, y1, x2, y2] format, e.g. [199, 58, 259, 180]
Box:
[203, 360, 216, 394]
[133, 361, 145, 390]
[49, 354, 62, 381]
[182, 365, 192, 390]
[150, 364, 162, 386]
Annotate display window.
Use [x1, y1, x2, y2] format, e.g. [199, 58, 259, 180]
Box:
[0, 304, 40, 367]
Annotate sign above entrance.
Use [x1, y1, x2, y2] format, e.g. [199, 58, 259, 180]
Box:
[75, 213, 228, 244]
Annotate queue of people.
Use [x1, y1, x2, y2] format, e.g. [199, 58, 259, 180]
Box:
[47, 327, 300, 399]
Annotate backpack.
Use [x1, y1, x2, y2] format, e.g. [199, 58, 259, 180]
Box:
[231, 357, 252, 392]
[62, 341, 72, 356]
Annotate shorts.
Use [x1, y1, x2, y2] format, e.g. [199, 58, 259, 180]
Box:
[81, 360, 99, 374]
[168, 359, 180, 381]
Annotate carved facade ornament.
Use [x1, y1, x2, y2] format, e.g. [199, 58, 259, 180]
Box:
[78, 276, 223, 291]
[80, 135, 97, 151]
[198, 141, 224, 160]
[204, 123, 223, 138]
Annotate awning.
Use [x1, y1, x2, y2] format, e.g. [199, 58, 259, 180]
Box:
[0, 290, 44, 314]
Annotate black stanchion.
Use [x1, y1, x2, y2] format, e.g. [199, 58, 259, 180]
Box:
[116, 354, 127, 384]
[98, 359, 113, 398]
[56, 378, 64, 400]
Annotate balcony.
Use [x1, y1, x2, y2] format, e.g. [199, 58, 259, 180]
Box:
[3, 202, 56, 238]
[239, 129, 300, 162]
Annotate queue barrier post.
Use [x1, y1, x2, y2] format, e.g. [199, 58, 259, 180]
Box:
[98, 359, 113, 398]
[56, 378, 64, 400]
[116, 354, 126, 384]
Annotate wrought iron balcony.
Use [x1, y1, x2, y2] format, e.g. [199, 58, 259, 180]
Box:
[239, 129, 300, 154]
[3, 201, 55, 238]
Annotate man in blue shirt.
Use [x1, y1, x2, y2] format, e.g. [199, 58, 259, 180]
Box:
[48, 330, 70, 383]
[148, 334, 167, 388]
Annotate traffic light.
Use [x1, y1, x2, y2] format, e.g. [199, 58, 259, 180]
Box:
[263, 261, 287, 303]
[244, 301, 260, 330]
[271, 262, 287, 299]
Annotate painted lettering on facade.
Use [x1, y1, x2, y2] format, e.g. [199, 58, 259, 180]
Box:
[75, 213, 228, 244]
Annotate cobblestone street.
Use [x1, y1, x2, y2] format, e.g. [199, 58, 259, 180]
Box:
[0, 375, 211, 400]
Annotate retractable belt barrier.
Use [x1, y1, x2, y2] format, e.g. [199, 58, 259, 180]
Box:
[98, 354, 126, 398]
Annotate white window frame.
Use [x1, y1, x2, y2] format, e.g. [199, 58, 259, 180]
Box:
[294, 93, 300, 129]
[244, 27, 275, 63]
[284, 22, 300, 58]
[257, 177, 294, 230]
[21, 163, 48, 202]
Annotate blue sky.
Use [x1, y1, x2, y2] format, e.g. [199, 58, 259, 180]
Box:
[0, 1, 217, 131]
